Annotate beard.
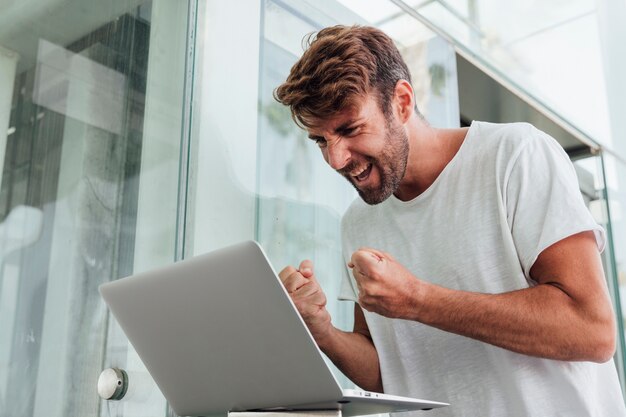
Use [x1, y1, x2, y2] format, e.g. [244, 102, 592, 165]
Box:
[339, 119, 409, 205]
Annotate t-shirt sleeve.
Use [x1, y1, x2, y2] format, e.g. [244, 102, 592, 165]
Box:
[505, 128, 606, 281]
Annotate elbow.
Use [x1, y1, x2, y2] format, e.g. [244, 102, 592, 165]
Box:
[586, 314, 617, 363]
[589, 334, 615, 363]
[597, 333, 616, 364]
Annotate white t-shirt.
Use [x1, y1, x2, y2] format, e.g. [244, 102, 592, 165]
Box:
[339, 121, 626, 417]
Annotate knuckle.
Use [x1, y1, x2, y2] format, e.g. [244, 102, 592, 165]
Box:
[283, 277, 298, 291]
[355, 252, 368, 264]
[287, 271, 303, 284]
[279, 266, 296, 280]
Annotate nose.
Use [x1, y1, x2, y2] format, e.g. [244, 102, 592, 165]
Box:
[325, 140, 351, 171]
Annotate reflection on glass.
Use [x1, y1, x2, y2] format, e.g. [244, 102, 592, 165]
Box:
[0, 1, 189, 416]
[255, 0, 459, 389]
[257, 0, 357, 389]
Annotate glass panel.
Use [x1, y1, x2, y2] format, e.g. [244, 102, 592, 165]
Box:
[501, 13, 610, 145]
[256, 2, 359, 388]
[596, 0, 626, 168]
[601, 152, 626, 398]
[461, 0, 595, 45]
[573, 154, 626, 398]
[417, 1, 475, 45]
[188, 0, 460, 391]
[377, 0, 614, 151]
[0, 1, 191, 416]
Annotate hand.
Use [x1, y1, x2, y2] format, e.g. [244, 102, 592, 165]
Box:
[278, 260, 332, 342]
[349, 248, 421, 319]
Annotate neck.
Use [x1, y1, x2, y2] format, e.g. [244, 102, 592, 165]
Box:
[394, 117, 468, 201]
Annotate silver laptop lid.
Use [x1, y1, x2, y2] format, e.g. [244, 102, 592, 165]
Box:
[99, 241, 344, 416]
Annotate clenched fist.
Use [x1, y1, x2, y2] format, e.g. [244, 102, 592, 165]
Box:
[349, 247, 422, 319]
[278, 260, 332, 343]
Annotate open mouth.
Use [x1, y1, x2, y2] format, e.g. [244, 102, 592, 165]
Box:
[352, 163, 373, 183]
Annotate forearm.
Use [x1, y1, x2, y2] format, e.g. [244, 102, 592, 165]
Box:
[316, 326, 383, 392]
[411, 281, 615, 362]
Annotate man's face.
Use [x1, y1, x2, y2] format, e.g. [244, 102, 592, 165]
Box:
[306, 94, 409, 205]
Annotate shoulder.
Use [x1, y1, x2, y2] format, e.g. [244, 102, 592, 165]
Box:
[469, 121, 563, 167]
[470, 121, 536, 150]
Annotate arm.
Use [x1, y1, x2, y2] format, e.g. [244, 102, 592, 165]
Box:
[317, 304, 383, 392]
[350, 231, 616, 363]
[279, 261, 383, 392]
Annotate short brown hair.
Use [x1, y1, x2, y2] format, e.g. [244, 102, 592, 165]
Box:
[274, 25, 412, 129]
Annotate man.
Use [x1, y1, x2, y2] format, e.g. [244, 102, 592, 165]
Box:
[274, 25, 626, 416]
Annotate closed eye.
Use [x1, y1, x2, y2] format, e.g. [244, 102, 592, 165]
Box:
[307, 122, 362, 148]
[308, 135, 327, 148]
[337, 124, 361, 137]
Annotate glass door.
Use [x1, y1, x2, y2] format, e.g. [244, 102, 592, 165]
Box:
[186, 0, 460, 392]
[0, 1, 195, 416]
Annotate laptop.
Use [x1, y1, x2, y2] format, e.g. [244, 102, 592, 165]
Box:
[99, 240, 448, 416]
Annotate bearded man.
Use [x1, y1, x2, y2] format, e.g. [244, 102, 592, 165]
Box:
[274, 25, 626, 417]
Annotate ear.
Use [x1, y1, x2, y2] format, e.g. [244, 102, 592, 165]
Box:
[393, 80, 414, 124]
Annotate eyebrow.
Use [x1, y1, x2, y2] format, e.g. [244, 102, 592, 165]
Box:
[307, 119, 362, 141]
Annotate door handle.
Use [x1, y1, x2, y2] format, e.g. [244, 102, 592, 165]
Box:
[97, 367, 128, 401]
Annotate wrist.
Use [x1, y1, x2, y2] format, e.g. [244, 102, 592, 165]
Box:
[408, 278, 430, 322]
[314, 324, 338, 352]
